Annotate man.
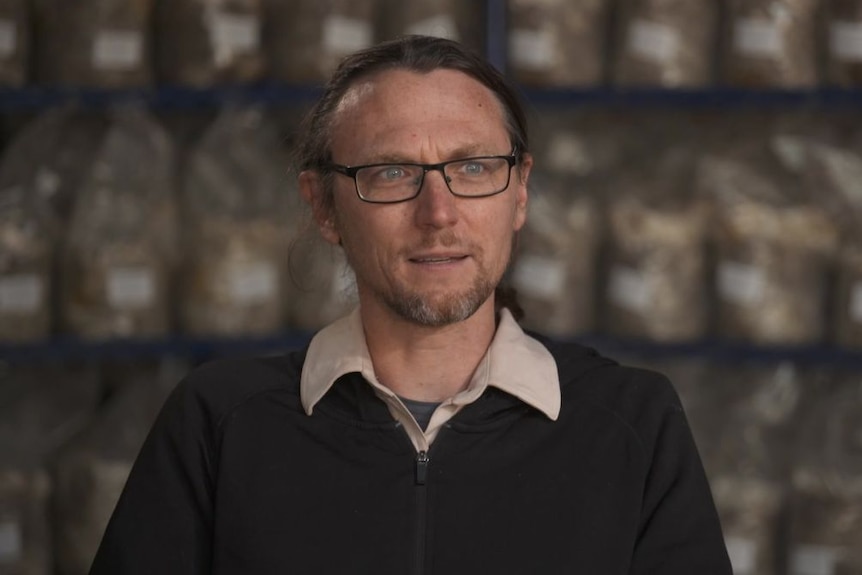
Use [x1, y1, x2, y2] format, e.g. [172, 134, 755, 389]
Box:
[90, 35, 731, 574]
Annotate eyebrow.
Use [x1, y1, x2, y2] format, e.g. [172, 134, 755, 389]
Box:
[363, 145, 501, 165]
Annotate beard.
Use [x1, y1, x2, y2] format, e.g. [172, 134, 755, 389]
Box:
[380, 269, 498, 327]
[342, 229, 510, 327]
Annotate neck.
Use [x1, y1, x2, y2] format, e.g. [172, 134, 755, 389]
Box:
[360, 297, 498, 402]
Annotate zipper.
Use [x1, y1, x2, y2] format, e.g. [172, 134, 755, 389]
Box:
[413, 450, 429, 575]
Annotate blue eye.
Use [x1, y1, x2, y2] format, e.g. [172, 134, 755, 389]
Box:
[383, 166, 406, 180]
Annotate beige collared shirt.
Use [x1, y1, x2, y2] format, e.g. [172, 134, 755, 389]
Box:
[300, 307, 561, 453]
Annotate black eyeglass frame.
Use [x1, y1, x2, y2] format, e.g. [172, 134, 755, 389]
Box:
[323, 147, 520, 204]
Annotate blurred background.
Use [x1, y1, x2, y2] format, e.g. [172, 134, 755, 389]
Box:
[1, 0, 862, 574]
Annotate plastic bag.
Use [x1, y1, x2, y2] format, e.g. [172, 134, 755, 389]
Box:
[787, 374, 862, 575]
[286, 237, 356, 331]
[0, 185, 55, 343]
[153, 0, 265, 87]
[697, 151, 838, 345]
[507, 0, 612, 87]
[376, 0, 485, 55]
[0, 363, 101, 575]
[793, 138, 862, 349]
[708, 362, 812, 575]
[723, 0, 821, 88]
[179, 106, 294, 336]
[33, 0, 153, 88]
[603, 149, 710, 343]
[825, 0, 862, 86]
[52, 360, 182, 575]
[0, 0, 30, 87]
[61, 106, 177, 339]
[263, 0, 377, 84]
[511, 176, 600, 336]
[0, 108, 107, 227]
[612, 0, 718, 88]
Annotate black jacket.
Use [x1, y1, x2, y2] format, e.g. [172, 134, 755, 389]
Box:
[90, 338, 731, 574]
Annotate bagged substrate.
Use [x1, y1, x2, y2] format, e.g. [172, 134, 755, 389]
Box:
[179, 106, 294, 336]
[825, 0, 862, 86]
[603, 150, 710, 343]
[286, 237, 356, 331]
[722, 0, 821, 88]
[0, 0, 30, 87]
[153, 0, 265, 87]
[613, 0, 717, 88]
[510, 176, 600, 337]
[507, 0, 612, 87]
[698, 152, 838, 345]
[0, 108, 107, 227]
[33, 0, 153, 88]
[263, 0, 377, 84]
[61, 107, 177, 339]
[376, 0, 485, 54]
[708, 363, 811, 575]
[0, 185, 54, 343]
[52, 361, 181, 575]
[0, 363, 101, 575]
[787, 374, 862, 575]
[793, 139, 862, 349]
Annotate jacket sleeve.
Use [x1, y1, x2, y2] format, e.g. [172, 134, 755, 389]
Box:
[89, 372, 218, 575]
[630, 385, 732, 575]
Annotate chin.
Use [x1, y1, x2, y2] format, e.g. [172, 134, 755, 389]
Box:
[386, 285, 493, 327]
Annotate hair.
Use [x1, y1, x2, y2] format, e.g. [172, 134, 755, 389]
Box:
[293, 35, 528, 321]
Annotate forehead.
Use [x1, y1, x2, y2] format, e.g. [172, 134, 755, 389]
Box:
[330, 68, 510, 159]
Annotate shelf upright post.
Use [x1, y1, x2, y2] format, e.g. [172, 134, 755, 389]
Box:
[485, 0, 507, 74]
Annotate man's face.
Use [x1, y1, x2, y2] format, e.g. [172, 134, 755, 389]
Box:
[305, 68, 530, 327]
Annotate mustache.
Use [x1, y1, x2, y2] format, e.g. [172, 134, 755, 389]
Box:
[411, 230, 464, 250]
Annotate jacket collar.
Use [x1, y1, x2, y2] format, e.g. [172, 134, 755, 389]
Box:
[300, 307, 561, 421]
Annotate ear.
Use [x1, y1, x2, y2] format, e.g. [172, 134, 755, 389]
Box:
[512, 152, 532, 232]
[299, 170, 341, 246]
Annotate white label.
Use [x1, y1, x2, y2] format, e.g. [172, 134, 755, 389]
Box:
[0, 520, 22, 563]
[35, 168, 61, 200]
[406, 14, 459, 41]
[511, 254, 566, 300]
[609, 266, 650, 312]
[851, 281, 862, 322]
[210, 12, 260, 66]
[725, 536, 757, 575]
[734, 19, 782, 58]
[92, 29, 143, 71]
[0, 274, 44, 314]
[107, 267, 156, 309]
[0, 20, 17, 58]
[790, 545, 839, 575]
[547, 133, 590, 175]
[830, 21, 862, 62]
[228, 261, 278, 305]
[322, 16, 372, 55]
[718, 262, 765, 306]
[628, 19, 679, 64]
[509, 28, 555, 71]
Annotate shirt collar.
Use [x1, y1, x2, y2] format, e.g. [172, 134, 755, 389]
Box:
[300, 307, 561, 421]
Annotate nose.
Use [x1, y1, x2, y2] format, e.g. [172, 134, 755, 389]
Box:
[414, 167, 458, 229]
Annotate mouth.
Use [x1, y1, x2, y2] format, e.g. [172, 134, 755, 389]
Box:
[409, 254, 469, 265]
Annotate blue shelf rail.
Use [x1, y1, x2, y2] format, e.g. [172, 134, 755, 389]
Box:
[4, 333, 862, 368]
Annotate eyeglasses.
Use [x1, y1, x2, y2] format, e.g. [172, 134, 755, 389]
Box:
[324, 148, 519, 204]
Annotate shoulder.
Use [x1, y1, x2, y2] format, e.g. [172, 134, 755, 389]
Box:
[534, 334, 685, 447]
[166, 347, 308, 430]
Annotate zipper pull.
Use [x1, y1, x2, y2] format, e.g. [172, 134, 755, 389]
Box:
[415, 450, 429, 485]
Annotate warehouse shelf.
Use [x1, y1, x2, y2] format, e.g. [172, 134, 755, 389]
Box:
[4, 333, 862, 368]
[0, 333, 312, 364]
[519, 86, 862, 109]
[0, 82, 324, 111]
[3, 82, 862, 112]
